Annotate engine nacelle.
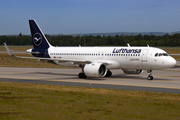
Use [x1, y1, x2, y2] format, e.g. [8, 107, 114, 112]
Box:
[122, 69, 143, 74]
[84, 63, 107, 77]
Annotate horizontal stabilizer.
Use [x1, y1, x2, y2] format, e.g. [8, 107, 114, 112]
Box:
[26, 51, 41, 54]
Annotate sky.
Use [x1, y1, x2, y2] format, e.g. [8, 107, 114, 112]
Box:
[0, 0, 180, 35]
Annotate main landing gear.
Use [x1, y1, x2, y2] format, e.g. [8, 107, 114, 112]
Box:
[78, 65, 87, 78]
[78, 73, 87, 78]
[105, 70, 112, 77]
[147, 70, 153, 80]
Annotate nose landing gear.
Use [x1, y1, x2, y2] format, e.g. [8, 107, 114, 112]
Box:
[147, 70, 153, 80]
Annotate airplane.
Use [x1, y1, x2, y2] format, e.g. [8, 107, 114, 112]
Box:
[4, 20, 177, 80]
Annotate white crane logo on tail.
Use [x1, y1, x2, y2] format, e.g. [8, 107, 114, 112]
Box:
[33, 33, 42, 46]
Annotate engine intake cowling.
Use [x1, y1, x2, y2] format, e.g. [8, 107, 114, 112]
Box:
[84, 63, 107, 77]
[122, 69, 143, 74]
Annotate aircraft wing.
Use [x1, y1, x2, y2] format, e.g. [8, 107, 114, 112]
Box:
[4, 43, 92, 64]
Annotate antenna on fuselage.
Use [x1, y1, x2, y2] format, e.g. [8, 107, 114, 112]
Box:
[127, 43, 131, 47]
[147, 44, 149, 47]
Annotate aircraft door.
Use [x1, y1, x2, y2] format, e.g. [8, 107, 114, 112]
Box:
[141, 49, 148, 62]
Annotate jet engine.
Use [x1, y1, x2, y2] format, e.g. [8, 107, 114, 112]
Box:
[84, 63, 107, 77]
[122, 69, 143, 74]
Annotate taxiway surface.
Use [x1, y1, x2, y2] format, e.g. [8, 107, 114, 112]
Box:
[0, 67, 180, 94]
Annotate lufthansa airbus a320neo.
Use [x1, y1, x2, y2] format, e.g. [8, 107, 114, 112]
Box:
[4, 20, 176, 80]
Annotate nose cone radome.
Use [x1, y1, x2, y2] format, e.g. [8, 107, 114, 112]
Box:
[168, 57, 176, 68]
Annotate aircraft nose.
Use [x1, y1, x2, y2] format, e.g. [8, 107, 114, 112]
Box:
[168, 57, 176, 68]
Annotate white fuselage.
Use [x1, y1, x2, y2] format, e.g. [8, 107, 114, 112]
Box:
[47, 46, 176, 70]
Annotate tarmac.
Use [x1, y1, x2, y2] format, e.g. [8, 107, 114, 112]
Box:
[0, 62, 179, 94]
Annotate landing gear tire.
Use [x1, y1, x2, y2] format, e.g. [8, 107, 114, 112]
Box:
[147, 76, 153, 80]
[105, 70, 112, 77]
[147, 70, 153, 80]
[78, 73, 87, 78]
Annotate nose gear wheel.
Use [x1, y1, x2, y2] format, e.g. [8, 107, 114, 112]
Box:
[147, 70, 153, 80]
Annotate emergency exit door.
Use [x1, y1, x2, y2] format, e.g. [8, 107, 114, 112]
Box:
[141, 49, 148, 62]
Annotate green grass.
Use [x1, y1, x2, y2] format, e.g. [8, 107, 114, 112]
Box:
[0, 82, 180, 120]
[160, 47, 180, 54]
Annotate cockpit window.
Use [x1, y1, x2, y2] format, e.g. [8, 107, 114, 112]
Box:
[162, 53, 169, 56]
[155, 53, 158, 57]
[155, 53, 169, 57]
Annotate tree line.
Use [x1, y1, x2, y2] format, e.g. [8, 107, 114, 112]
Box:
[0, 33, 180, 47]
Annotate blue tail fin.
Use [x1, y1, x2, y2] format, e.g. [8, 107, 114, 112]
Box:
[29, 20, 51, 49]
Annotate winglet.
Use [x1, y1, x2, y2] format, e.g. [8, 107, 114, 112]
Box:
[4, 43, 16, 57]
